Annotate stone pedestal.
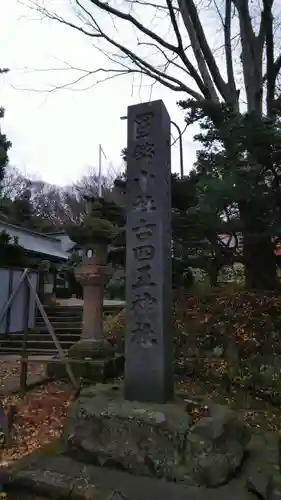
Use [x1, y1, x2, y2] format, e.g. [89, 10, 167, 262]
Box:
[47, 338, 124, 383]
[62, 384, 251, 488]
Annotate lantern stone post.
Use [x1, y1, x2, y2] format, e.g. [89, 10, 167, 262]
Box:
[75, 243, 112, 341]
[47, 196, 124, 381]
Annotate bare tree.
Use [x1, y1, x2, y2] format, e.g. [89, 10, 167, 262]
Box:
[1, 166, 31, 199]
[22, 0, 281, 115]
[74, 164, 122, 197]
[20, 0, 281, 288]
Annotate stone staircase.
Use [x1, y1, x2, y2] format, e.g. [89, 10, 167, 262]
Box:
[0, 302, 124, 356]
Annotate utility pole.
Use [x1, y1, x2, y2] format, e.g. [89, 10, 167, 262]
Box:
[98, 144, 107, 197]
[171, 121, 184, 179]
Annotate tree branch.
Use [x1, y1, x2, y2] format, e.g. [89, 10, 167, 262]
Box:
[273, 54, 281, 82]
[126, 0, 180, 12]
[224, 0, 237, 106]
[97, 24, 202, 95]
[27, 0, 207, 99]
[177, 0, 218, 101]
[181, 0, 230, 102]
[233, 0, 263, 113]
[166, 0, 198, 78]
[86, 0, 179, 55]
[138, 41, 191, 77]
[262, 0, 275, 114]
[87, 0, 207, 96]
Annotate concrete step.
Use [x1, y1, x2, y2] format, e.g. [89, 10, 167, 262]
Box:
[0, 333, 81, 342]
[41, 305, 123, 316]
[36, 315, 82, 321]
[35, 312, 114, 322]
[43, 307, 83, 315]
[36, 313, 83, 321]
[34, 327, 81, 335]
[0, 339, 74, 349]
[36, 321, 82, 329]
[0, 346, 59, 355]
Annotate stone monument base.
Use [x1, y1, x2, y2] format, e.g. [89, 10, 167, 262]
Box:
[61, 384, 250, 488]
[0, 448, 256, 500]
[1, 386, 278, 500]
[46, 339, 124, 383]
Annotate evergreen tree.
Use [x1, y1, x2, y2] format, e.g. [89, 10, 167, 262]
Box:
[180, 103, 281, 289]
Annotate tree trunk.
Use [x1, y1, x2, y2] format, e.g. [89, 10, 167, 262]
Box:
[243, 231, 277, 290]
[240, 200, 278, 290]
[209, 261, 220, 287]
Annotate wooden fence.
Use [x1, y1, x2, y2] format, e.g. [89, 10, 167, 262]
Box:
[0, 267, 38, 334]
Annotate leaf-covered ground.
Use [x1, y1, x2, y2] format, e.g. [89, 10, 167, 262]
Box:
[2, 290, 281, 469]
[177, 375, 281, 434]
[0, 381, 71, 467]
[104, 289, 281, 406]
[0, 360, 45, 393]
[1, 376, 280, 472]
[105, 288, 281, 348]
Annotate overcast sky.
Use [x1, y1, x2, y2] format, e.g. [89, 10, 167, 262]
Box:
[0, 0, 201, 186]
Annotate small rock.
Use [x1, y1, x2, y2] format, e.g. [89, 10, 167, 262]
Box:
[247, 472, 272, 500]
[197, 453, 229, 487]
[188, 404, 251, 487]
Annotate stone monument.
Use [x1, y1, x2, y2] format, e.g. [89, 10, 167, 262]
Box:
[6, 101, 252, 498]
[125, 100, 173, 403]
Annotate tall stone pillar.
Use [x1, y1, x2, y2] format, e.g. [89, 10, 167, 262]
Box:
[125, 100, 173, 404]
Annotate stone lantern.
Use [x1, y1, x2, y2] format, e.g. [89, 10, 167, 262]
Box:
[63, 196, 124, 381]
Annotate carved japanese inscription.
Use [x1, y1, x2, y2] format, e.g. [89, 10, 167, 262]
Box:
[132, 264, 156, 289]
[133, 142, 155, 161]
[133, 195, 156, 212]
[134, 112, 154, 140]
[131, 291, 156, 314]
[132, 220, 156, 240]
[133, 245, 155, 262]
[131, 321, 158, 348]
[125, 100, 173, 403]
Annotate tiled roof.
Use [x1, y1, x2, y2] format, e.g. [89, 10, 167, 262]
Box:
[0, 221, 69, 260]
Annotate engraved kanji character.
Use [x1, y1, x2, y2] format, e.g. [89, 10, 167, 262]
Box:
[133, 142, 155, 161]
[132, 222, 156, 240]
[131, 321, 158, 348]
[134, 170, 155, 194]
[133, 245, 155, 262]
[134, 112, 154, 140]
[132, 264, 156, 289]
[131, 291, 156, 314]
[133, 195, 156, 212]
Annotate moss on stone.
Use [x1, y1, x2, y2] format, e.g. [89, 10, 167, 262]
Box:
[68, 339, 115, 360]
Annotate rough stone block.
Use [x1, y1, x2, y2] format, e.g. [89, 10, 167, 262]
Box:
[247, 472, 273, 500]
[68, 339, 115, 360]
[62, 385, 250, 487]
[46, 355, 124, 383]
[1, 466, 112, 500]
[188, 404, 251, 487]
[46, 338, 124, 382]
